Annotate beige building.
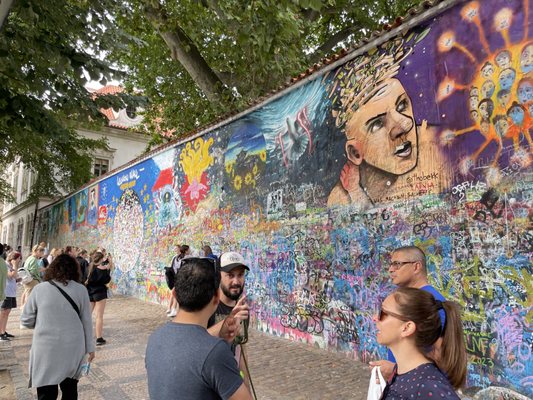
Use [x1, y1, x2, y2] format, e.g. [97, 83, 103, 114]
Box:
[0, 86, 150, 255]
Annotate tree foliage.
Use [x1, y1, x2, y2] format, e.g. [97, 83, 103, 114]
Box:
[0, 0, 142, 202]
[112, 0, 419, 138]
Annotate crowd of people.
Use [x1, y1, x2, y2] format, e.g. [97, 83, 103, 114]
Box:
[0, 242, 113, 399]
[148, 244, 467, 400]
[0, 241, 467, 400]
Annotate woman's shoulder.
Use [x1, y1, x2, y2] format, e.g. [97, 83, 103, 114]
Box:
[394, 364, 459, 399]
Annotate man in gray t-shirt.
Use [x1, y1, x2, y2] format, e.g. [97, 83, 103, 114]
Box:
[146, 257, 252, 400]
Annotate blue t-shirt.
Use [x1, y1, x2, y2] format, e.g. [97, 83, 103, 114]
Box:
[146, 322, 243, 400]
[382, 363, 459, 399]
[388, 285, 446, 363]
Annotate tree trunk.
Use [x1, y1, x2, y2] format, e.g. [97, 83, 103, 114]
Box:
[0, 0, 15, 31]
[144, 3, 233, 106]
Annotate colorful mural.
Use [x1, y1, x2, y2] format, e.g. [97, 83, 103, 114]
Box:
[37, 0, 532, 396]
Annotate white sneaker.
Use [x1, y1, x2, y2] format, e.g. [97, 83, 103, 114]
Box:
[168, 309, 177, 317]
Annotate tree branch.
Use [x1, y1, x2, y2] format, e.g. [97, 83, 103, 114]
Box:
[143, 1, 234, 105]
[308, 26, 356, 64]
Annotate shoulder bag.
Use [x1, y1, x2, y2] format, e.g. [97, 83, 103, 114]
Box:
[48, 281, 80, 319]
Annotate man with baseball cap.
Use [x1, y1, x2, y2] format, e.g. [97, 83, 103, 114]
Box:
[208, 251, 251, 386]
[208, 251, 250, 331]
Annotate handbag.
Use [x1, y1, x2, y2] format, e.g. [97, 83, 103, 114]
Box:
[367, 366, 387, 400]
[17, 267, 34, 285]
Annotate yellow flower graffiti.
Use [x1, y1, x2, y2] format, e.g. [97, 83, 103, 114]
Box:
[245, 173, 253, 185]
[234, 175, 242, 190]
[259, 150, 267, 162]
[179, 137, 214, 184]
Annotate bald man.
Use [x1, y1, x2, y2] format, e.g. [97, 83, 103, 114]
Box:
[370, 246, 446, 380]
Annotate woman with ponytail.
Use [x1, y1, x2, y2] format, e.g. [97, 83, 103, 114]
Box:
[375, 287, 467, 399]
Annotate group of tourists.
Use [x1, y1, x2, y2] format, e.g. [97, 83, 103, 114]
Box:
[0, 242, 113, 399]
[1, 240, 467, 400]
[148, 244, 467, 400]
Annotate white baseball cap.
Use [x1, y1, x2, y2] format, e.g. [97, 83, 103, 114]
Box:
[219, 251, 249, 272]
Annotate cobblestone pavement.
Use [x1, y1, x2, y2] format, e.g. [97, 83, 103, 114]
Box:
[2, 295, 370, 400]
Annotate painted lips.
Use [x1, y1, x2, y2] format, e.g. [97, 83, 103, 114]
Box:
[394, 141, 412, 157]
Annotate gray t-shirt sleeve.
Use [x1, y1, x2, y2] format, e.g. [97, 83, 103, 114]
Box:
[202, 341, 243, 400]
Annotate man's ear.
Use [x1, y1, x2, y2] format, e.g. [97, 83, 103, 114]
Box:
[346, 139, 364, 166]
[212, 288, 220, 306]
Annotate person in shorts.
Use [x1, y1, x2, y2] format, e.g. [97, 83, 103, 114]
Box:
[0, 250, 20, 340]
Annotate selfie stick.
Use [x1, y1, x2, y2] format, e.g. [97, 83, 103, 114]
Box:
[241, 344, 257, 400]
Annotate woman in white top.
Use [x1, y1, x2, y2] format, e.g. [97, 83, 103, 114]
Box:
[0, 251, 20, 340]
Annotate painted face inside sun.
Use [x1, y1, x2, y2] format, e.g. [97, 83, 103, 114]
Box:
[481, 80, 495, 99]
[345, 78, 418, 176]
[495, 50, 512, 69]
[508, 103, 525, 125]
[470, 110, 479, 123]
[480, 119, 490, 134]
[498, 68, 516, 91]
[520, 43, 533, 74]
[481, 62, 494, 78]
[478, 99, 494, 120]
[497, 90, 511, 108]
[517, 78, 533, 104]
[494, 116, 509, 137]
[469, 96, 479, 110]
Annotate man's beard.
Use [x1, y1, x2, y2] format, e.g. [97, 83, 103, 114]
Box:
[221, 283, 243, 301]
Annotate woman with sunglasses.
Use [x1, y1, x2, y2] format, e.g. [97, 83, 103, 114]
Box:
[375, 287, 466, 399]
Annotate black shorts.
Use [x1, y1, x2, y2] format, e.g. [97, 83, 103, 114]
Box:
[89, 291, 107, 302]
[1, 297, 17, 309]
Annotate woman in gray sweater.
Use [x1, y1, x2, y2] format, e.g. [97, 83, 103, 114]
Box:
[21, 254, 95, 400]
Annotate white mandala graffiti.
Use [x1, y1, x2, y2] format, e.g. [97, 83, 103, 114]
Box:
[113, 189, 144, 272]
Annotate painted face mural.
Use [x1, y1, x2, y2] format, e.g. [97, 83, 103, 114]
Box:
[36, 1, 532, 398]
[519, 42, 533, 73]
[344, 78, 418, 176]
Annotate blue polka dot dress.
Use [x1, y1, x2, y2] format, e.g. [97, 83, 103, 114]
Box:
[381, 363, 460, 399]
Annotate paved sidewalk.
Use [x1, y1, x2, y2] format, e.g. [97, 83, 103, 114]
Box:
[2, 295, 370, 400]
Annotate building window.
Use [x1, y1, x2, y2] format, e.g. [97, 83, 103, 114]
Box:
[8, 223, 14, 247]
[93, 158, 109, 177]
[21, 168, 29, 198]
[16, 218, 24, 247]
[24, 214, 33, 247]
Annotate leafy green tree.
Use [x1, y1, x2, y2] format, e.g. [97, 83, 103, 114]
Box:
[0, 0, 142, 202]
[112, 0, 419, 138]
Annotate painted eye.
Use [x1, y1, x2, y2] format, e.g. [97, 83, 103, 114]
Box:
[397, 99, 409, 113]
[368, 118, 384, 134]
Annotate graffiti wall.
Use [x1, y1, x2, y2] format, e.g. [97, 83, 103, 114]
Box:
[38, 0, 532, 396]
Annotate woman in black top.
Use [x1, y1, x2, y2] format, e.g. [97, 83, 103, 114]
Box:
[86, 251, 112, 346]
[375, 288, 467, 399]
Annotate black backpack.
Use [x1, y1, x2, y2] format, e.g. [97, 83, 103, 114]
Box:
[164, 256, 178, 288]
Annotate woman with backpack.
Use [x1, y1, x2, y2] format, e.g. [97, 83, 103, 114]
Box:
[20, 245, 45, 308]
[85, 251, 112, 346]
[165, 244, 190, 317]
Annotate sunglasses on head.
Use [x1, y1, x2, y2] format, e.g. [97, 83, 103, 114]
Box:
[180, 257, 221, 285]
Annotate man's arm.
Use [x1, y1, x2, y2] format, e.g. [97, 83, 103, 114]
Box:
[228, 382, 253, 400]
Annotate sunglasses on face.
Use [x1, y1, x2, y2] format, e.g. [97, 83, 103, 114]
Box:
[378, 308, 409, 322]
